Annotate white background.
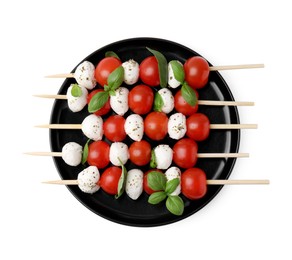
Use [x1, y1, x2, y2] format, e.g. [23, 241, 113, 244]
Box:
[1, 0, 291, 259]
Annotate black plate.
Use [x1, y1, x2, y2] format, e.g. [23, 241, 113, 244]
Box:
[50, 38, 240, 227]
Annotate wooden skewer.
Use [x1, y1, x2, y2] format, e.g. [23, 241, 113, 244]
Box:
[45, 73, 74, 78]
[209, 64, 264, 71]
[25, 152, 248, 158]
[42, 179, 269, 185]
[45, 64, 264, 78]
[34, 124, 257, 130]
[33, 94, 254, 107]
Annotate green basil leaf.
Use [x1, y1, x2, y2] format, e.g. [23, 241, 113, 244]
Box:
[107, 66, 124, 90]
[166, 195, 184, 216]
[146, 47, 168, 88]
[153, 92, 164, 112]
[148, 191, 167, 205]
[71, 84, 82, 97]
[150, 150, 157, 168]
[181, 82, 197, 106]
[109, 90, 116, 96]
[165, 178, 180, 195]
[105, 51, 120, 60]
[88, 91, 109, 113]
[147, 171, 166, 191]
[170, 60, 185, 84]
[115, 158, 128, 199]
[104, 84, 110, 92]
[81, 139, 91, 164]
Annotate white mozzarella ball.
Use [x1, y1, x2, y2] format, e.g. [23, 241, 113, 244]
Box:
[110, 87, 129, 116]
[74, 61, 96, 90]
[165, 167, 181, 196]
[124, 114, 144, 141]
[168, 113, 187, 140]
[126, 169, 143, 200]
[66, 84, 88, 112]
[62, 142, 82, 166]
[109, 142, 129, 166]
[154, 145, 173, 170]
[122, 59, 139, 85]
[81, 114, 103, 141]
[168, 61, 182, 89]
[78, 166, 100, 194]
[158, 88, 174, 114]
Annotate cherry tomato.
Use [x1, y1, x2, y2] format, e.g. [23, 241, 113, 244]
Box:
[95, 57, 122, 87]
[128, 84, 154, 115]
[99, 166, 122, 195]
[103, 115, 126, 142]
[143, 169, 163, 195]
[139, 56, 160, 87]
[87, 141, 110, 169]
[181, 168, 207, 200]
[184, 56, 209, 89]
[144, 112, 168, 141]
[186, 113, 210, 141]
[87, 89, 111, 116]
[173, 138, 198, 169]
[174, 89, 199, 116]
[129, 140, 151, 166]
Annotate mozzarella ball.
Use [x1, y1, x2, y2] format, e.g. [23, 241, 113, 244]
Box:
[168, 61, 182, 88]
[122, 59, 139, 85]
[62, 142, 82, 166]
[165, 167, 181, 196]
[168, 113, 187, 140]
[158, 88, 174, 114]
[124, 114, 144, 141]
[74, 61, 96, 90]
[110, 87, 129, 116]
[109, 142, 129, 166]
[66, 84, 88, 112]
[81, 114, 103, 141]
[78, 166, 100, 194]
[154, 145, 173, 170]
[126, 169, 143, 200]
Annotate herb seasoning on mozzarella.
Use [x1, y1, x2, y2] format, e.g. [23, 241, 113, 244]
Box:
[165, 167, 181, 196]
[62, 142, 83, 166]
[110, 87, 129, 116]
[158, 88, 174, 114]
[168, 113, 187, 140]
[74, 61, 96, 90]
[124, 114, 144, 141]
[126, 169, 143, 200]
[109, 142, 129, 166]
[78, 166, 100, 194]
[153, 144, 173, 170]
[122, 59, 140, 85]
[81, 114, 103, 141]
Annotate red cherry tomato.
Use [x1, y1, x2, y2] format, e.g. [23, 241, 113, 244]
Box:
[99, 166, 122, 195]
[174, 89, 199, 116]
[95, 57, 122, 87]
[103, 115, 126, 142]
[143, 169, 163, 195]
[173, 138, 198, 169]
[87, 141, 110, 169]
[128, 84, 154, 115]
[144, 112, 168, 141]
[184, 56, 209, 89]
[186, 113, 210, 141]
[139, 56, 160, 87]
[87, 89, 111, 116]
[181, 168, 207, 200]
[129, 140, 151, 166]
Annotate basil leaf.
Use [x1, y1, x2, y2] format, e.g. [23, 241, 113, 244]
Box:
[109, 90, 116, 96]
[71, 84, 82, 97]
[105, 51, 120, 60]
[150, 150, 157, 168]
[170, 60, 185, 84]
[88, 91, 109, 113]
[153, 92, 164, 112]
[181, 82, 197, 106]
[148, 191, 167, 205]
[107, 66, 124, 90]
[104, 84, 110, 92]
[165, 178, 180, 195]
[146, 47, 168, 88]
[166, 195, 184, 216]
[115, 158, 128, 199]
[82, 139, 91, 164]
[147, 171, 166, 191]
